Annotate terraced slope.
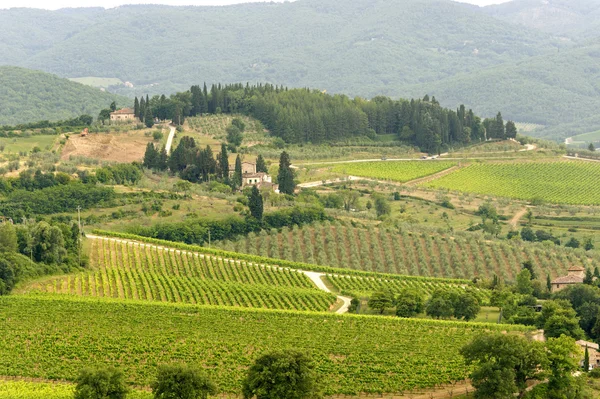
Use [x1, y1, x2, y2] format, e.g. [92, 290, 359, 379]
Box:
[0, 296, 531, 395]
[21, 239, 336, 312]
[215, 222, 595, 280]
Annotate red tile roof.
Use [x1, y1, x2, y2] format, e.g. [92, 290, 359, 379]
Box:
[110, 108, 135, 115]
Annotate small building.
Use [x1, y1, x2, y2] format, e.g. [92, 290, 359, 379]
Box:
[242, 172, 272, 187]
[110, 108, 136, 122]
[550, 266, 585, 293]
[577, 340, 600, 370]
[229, 161, 276, 191]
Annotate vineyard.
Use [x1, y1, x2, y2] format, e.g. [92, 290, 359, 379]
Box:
[0, 296, 531, 395]
[424, 160, 600, 205]
[21, 239, 336, 312]
[329, 161, 456, 183]
[215, 221, 596, 281]
[0, 381, 151, 399]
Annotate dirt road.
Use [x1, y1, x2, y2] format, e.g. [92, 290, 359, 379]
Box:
[165, 125, 176, 154]
[510, 208, 528, 228]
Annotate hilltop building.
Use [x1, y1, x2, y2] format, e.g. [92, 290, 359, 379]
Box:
[550, 266, 585, 293]
[110, 108, 136, 122]
[230, 161, 278, 191]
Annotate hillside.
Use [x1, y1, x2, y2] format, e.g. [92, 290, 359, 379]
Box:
[0, 66, 129, 125]
[483, 0, 600, 39]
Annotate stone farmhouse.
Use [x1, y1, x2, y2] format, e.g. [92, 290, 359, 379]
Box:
[110, 108, 136, 122]
[577, 340, 600, 370]
[230, 161, 278, 191]
[550, 266, 585, 293]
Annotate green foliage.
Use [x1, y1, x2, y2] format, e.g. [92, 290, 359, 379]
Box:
[0, 222, 18, 253]
[372, 194, 391, 218]
[255, 155, 267, 174]
[367, 290, 394, 314]
[152, 365, 217, 399]
[395, 288, 425, 318]
[0, 66, 128, 125]
[226, 125, 243, 148]
[242, 351, 321, 399]
[74, 367, 129, 399]
[461, 333, 548, 399]
[277, 151, 295, 195]
[248, 186, 264, 220]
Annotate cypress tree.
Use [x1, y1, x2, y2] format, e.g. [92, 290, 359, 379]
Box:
[546, 274, 552, 292]
[277, 151, 295, 195]
[157, 147, 168, 171]
[256, 154, 268, 173]
[219, 143, 229, 181]
[505, 120, 517, 139]
[134, 97, 140, 119]
[594, 266, 600, 279]
[232, 155, 243, 189]
[139, 97, 146, 120]
[143, 143, 158, 169]
[144, 106, 154, 128]
[248, 185, 264, 220]
[584, 268, 594, 285]
[584, 345, 590, 372]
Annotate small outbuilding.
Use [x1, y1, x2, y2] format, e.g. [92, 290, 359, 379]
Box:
[110, 108, 136, 122]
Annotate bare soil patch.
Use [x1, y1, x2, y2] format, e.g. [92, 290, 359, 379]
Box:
[61, 132, 153, 163]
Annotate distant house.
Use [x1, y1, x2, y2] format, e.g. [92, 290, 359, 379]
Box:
[550, 266, 585, 293]
[577, 340, 600, 370]
[110, 108, 136, 122]
[230, 161, 277, 191]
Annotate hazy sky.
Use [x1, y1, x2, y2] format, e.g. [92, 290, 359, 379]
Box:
[0, 0, 512, 10]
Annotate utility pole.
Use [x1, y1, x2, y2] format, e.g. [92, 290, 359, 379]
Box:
[77, 206, 82, 267]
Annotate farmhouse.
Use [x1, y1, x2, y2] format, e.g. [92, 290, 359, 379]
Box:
[550, 266, 585, 293]
[577, 340, 600, 370]
[229, 161, 277, 191]
[110, 108, 136, 122]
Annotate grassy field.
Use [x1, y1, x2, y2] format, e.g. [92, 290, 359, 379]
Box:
[0, 380, 151, 399]
[214, 222, 595, 281]
[0, 135, 57, 154]
[425, 160, 600, 205]
[20, 238, 336, 312]
[0, 295, 530, 395]
[329, 161, 456, 183]
[570, 129, 600, 143]
[69, 77, 124, 88]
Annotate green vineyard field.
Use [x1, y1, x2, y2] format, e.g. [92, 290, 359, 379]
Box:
[329, 161, 456, 182]
[22, 239, 336, 312]
[0, 296, 531, 395]
[424, 160, 600, 205]
[215, 222, 596, 280]
[0, 381, 151, 399]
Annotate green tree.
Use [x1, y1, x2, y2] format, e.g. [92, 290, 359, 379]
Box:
[565, 237, 580, 248]
[134, 97, 140, 119]
[152, 364, 217, 399]
[522, 260, 536, 280]
[546, 335, 582, 399]
[584, 268, 594, 285]
[255, 155, 268, 173]
[29, 221, 66, 264]
[453, 292, 481, 321]
[231, 117, 246, 132]
[110, 102, 117, 112]
[589, 143, 595, 152]
[0, 257, 15, 295]
[584, 237, 594, 251]
[505, 121, 517, 139]
[226, 125, 243, 148]
[340, 190, 359, 212]
[0, 222, 18, 253]
[583, 345, 590, 372]
[516, 269, 534, 296]
[248, 186, 264, 221]
[232, 155, 242, 189]
[145, 106, 154, 128]
[277, 151, 295, 195]
[395, 288, 424, 318]
[218, 143, 229, 181]
[242, 351, 321, 399]
[74, 367, 129, 399]
[373, 194, 391, 218]
[143, 143, 158, 169]
[368, 291, 394, 314]
[461, 334, 547, 399]
[425, 290, 454, 319]
[544, 314, 584, 340]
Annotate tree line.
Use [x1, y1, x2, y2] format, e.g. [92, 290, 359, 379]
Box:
[132, 83, 516, 153]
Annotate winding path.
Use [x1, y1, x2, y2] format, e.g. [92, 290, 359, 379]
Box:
[86, 234, 351, 314]
[165, 124, 176, 155]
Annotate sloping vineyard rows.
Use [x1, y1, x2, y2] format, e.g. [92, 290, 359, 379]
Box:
[424, 160, 600, 205]
[26, 239, 336, 312]
[215, 222, 596, 280]
[328, 275, 490, 304]
[329, 161, 456, 183]
[0, 296, 531, 395]
[0, 381, 151, 399]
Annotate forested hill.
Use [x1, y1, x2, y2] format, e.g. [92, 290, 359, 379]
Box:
[140, 84, 512, 153]
[0, 67, 129, 125]
[1, 0, 599, 139]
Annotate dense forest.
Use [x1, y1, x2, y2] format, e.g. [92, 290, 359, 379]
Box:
[137, 84, 513, 153]
[0, 66, 128, 125]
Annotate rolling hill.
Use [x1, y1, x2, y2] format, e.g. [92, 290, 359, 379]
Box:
[0, 66, 129, 125]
